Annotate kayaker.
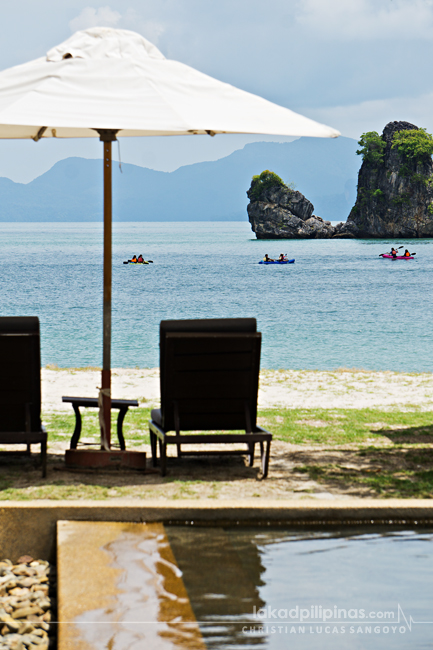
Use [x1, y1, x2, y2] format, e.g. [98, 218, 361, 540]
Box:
[404, 249, 411, 257]
[264, 254, 275, 262]
[278, 254, 286, 262]
[390, 247, 398, 258]
[131, 255, 137, 263]
[137, 254, 144, 263]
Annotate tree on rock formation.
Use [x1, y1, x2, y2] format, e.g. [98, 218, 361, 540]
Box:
[347, 121, 433, 238]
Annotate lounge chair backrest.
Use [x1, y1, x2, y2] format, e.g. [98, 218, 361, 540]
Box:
[159, 319, 260, 431]
[0, 317, 41, 432]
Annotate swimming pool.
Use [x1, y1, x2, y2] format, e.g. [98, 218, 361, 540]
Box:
[166, 526, 433, 649]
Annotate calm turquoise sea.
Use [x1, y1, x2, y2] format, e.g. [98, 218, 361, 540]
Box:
[0, 221, 431, 371]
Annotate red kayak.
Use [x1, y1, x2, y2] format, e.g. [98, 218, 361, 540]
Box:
[381, 254, 414, 260]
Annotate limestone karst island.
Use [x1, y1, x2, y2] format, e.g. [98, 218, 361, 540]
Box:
[248, 120, 433, 239]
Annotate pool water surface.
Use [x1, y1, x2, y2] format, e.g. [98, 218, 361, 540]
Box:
[166, 526, 433, 649]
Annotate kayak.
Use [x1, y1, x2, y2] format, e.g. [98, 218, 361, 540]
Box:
[123, 260, 149, 265]
[259, 259, 295, 264]
[381, 255, 414, 260]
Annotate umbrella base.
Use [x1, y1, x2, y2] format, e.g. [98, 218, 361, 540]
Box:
[65, 449, 147, 470]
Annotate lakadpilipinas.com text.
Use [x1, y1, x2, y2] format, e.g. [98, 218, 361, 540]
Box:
[242, 604, 421, 636]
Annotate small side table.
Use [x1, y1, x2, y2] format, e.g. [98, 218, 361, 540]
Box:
[62, 396, 139, 450]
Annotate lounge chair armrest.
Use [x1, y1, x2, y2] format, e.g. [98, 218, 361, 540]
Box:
[149, 419, 166, 440]
[253, 425, 272, 436]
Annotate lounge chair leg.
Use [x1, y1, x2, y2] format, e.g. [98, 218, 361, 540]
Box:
[248, 442, 255, 467]
[159, 439, 167, 476]
[261, 440, 271, 479]
[41, 440, 47, 478]
[149, 430, 157, 467]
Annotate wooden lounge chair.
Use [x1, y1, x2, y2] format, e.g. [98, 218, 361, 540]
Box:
[149, 318, 272, 478]
[0, 317, 47, 476]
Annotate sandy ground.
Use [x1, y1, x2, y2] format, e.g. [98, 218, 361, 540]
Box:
[42, 367, 433, 412]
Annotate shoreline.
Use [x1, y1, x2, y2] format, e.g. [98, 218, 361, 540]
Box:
[41, 367, 433, 412]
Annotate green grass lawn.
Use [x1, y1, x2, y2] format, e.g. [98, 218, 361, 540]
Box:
[0, 406, 431, 500]
[297, 460, 433, 498]
[260, 407, 433, 498]
[258, 407, 433, 445]
[42, 406, 433, 447]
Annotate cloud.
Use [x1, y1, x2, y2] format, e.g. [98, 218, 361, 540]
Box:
[69, 6, 121, 32]
[64, 1, 433, 133]
[122, 9, 165, 44]
[303, 92, 433, 139]
[6, 0, 433, 180]
[296, 0, 433, 41]
[69, 5, 165, 44]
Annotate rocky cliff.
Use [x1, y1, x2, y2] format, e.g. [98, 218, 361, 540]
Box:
[247, 171, 349, 239]
[347, 121, 433, 237]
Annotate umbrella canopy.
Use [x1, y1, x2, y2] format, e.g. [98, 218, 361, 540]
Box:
[0, 27, 339, 140]
[0, 27, 339, 451]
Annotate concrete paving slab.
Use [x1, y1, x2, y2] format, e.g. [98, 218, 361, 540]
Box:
[57, 520, 206, 650]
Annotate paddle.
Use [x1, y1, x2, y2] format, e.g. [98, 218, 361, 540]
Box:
[379, 245, 403, 257]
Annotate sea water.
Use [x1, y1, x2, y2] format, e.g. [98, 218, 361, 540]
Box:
[0, 221, 431, 371]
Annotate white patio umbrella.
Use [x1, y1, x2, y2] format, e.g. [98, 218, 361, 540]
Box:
[0, 27, 339, 455]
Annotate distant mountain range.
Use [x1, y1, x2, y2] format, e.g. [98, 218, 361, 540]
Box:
[0, 137, 360, 222]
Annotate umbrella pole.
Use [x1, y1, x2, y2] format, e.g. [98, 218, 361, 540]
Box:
[66, 128, 146, 469]
[98, 129, 118, 450]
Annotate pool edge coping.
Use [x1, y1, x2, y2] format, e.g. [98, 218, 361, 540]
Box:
[2, 499, 433, 561]
[1, 497, 433, 517]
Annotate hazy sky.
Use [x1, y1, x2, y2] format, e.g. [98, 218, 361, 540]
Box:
[1, 0, 433, 182]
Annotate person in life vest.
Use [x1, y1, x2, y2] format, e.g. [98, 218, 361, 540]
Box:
[404, 249, 411, 257]
[264, 254, 275, 262]
[390, 248, 398, 258]
[131, 255, 137, 263]
[278, 254, 286, 262]
[137, 254, 144, 263]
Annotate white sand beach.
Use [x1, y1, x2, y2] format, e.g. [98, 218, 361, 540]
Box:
[42, 367, 433, 412]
